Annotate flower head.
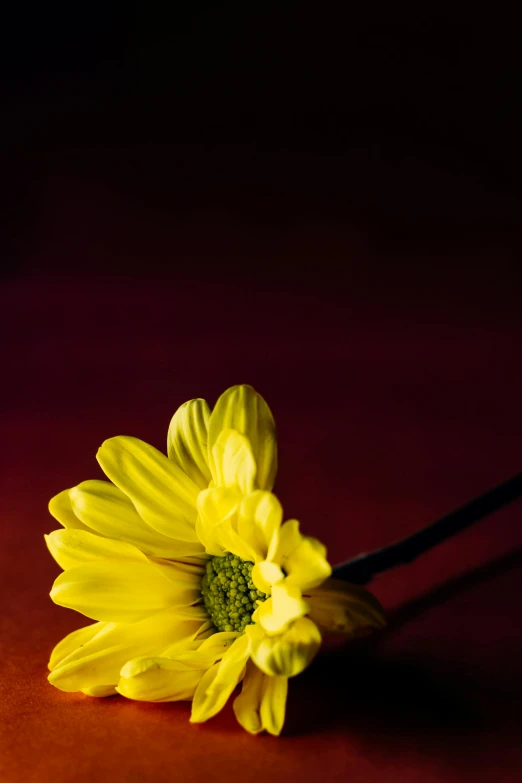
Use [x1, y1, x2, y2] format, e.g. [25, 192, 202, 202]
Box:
[46, 385, 385, 735]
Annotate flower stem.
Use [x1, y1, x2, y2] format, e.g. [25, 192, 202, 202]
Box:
[332, 473, 522, 585]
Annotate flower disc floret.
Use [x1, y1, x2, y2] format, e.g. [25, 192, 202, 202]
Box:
[201, 553, 267, 632]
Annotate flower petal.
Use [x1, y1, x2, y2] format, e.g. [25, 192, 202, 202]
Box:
[118, 657, 204, 702]
[44, 529, 149, 571]
[247, 617, 321, 677]
[69, 480, 199, 558]
[49, 489, 91, 532]
[208, 385, 277, 490]
[82, 685, 117, 697]
[306, 578, 386, 636]
[238, 491, 283, 562]
[50, 561, 200, 622]
[49, 610, 205, 693]
[190, 634, 250, 723]
[259, 671, 288, 736]
[97, 436, 201, 544]
[232, 659, 265, 734]
[211, 429, 256, 495]
[196, 486, 258, 562]
[269, 519, 332, 590]
[118, 632, 239, 702]
[48, 622, 107, 671]
[167, 398, 212, 490]
[232, 659, 288, 736]
[196, 487, 239, 556]
[251, 560, 285, 594]
[254, 583, 309, 635]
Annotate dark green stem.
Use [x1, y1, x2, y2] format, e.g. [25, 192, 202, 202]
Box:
[332, 473, 522, 585]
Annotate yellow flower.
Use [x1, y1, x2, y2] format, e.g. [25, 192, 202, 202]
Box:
[46, 385, 385, 735]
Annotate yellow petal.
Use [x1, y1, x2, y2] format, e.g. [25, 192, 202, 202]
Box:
[196, 486, 258, 561]
[269, 519, 332, 590]
[238, 491, 283, 562]
[49, 610, 205, 693]
[118, 631, 239, 702]
[48, 622, 107, 671]
[251, 560, 285, 594]
[196, 487, 239, 556]
[49, 489, 91, 532]
[232, 659, 265, 734]
[190, 634, 250, 723]
[163, 620, 230, 668]
[82, 685, 117, 697]
[214, 521, 258, 564]
[247, 617, 321, 677]
[211, 429, 256, 495]
[70, 480, 199, 558]
[167, 399, 212, 490]
[50, 560, 199, 622]
[254, 583, 309, 635]
[97, 436, 201, 544]
[260, 672, 288, 736]
[306, 578, 386, 636]
[118, 657, 204, 702]
[208, 385, 277, 490]
[232, 659, 288, 735]
[44, 529, 148, 571]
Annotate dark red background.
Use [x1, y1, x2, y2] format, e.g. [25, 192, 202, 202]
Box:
[2, 6, 522, 782]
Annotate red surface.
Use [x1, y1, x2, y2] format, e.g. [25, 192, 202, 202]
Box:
[1, 180, 522, 782]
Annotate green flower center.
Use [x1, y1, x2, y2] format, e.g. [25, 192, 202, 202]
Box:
[201, 553, 267, 632]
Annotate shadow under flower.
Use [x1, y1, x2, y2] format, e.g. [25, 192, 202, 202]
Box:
[284, 546, 522, 766]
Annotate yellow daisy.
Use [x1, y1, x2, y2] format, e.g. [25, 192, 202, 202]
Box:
[46, 385, 385, 735]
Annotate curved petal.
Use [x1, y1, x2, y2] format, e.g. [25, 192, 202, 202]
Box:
[97, 436, 201, 544]
[118, 632, 239, 702]
[269, 519, 332, 590]
[49, 489, 92, 532]
[167, 399, 212, 490]
[198, 484, 258, 562]
[82, 684, 117, 697]
[232, 659, 265, 734]
[190, 634, 250, 723]
[196, 487, 239, 556]
[251, 560, 285, 594]
[118, 657, 204, 702]
[211, 429, 256, 495]
[70, 481, 200, 558]
[233, 659, 288, 736]
[44, 529, 148, 571]
[260, 671, 288, 736]
[162, 621, 215, 656]
[48, 622, 107, 671]
[254, 583, 309, 635]
[238, 491, 283, 562]
[49, 610, 205, 693]
[208, 385, 277, 490]
[305, 578, 386, 636]
[247, 617, 321, 677]
[50, 561, 200, 623]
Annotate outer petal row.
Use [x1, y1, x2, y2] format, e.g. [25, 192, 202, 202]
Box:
[50, 560, 202, 623]
[97, 436, 202, 543]
[48, 609, 207, 693]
